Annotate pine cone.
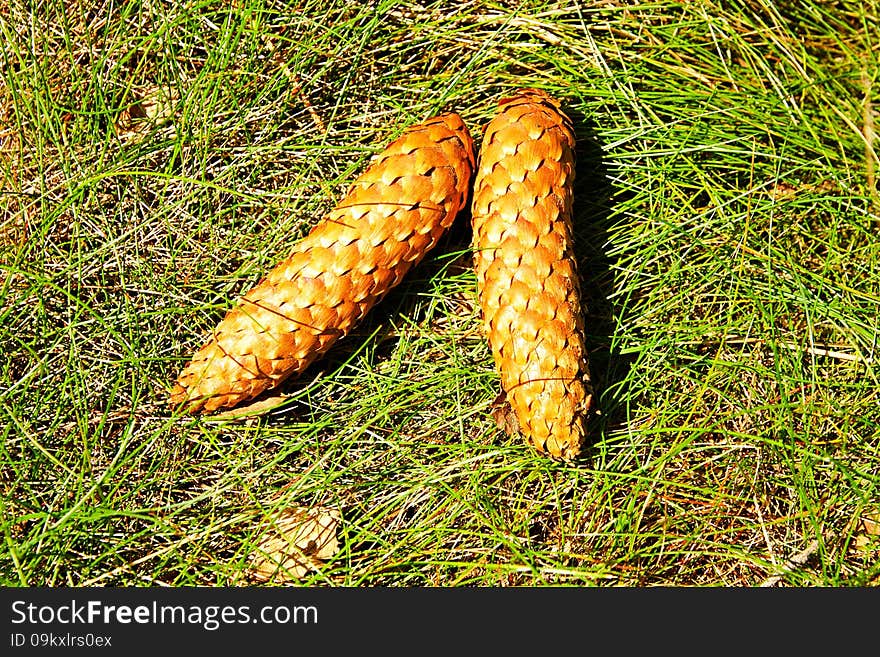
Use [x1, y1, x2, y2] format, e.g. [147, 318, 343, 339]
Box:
[471, 89, 593, 460]
[171, 113, 475, 413]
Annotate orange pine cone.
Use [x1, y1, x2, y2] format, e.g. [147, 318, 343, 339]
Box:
[171, 113, 475, 413]
[471, 89, 593, 460]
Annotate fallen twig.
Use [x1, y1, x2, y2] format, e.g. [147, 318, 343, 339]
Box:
[759, 540, 819, 587]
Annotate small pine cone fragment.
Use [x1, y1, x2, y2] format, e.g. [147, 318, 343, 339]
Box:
[471, 89, 593, 460]
[171, 113, 475, 413]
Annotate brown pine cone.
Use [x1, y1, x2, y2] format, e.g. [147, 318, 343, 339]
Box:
[471, 89, 593, 460]
[171, 113, 475, 413]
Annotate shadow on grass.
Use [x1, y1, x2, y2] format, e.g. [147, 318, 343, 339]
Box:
[567, 108, 635, 458]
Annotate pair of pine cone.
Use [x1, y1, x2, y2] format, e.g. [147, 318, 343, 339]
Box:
[170, 88, 593, 460]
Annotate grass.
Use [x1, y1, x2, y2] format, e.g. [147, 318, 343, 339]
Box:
[1, 0, 878, 586]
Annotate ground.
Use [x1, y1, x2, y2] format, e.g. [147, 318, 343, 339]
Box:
[1, 0, 878, 586]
